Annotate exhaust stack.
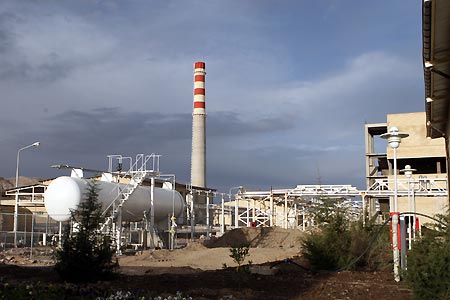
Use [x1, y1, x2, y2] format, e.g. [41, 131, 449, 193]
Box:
[190, 61, 206, 188]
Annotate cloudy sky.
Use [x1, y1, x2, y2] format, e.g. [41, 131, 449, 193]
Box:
[0, 1, 425, 193]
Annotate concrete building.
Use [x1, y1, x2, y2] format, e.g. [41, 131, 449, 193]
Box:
[365, 112, 448, 224]
[422, 0, 450, 190]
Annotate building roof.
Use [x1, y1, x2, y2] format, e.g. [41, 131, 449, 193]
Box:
[423, 0, 450, 138]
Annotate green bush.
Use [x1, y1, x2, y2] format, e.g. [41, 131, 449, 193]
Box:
[55, 182, 118, 282]
[302, 210, 351, 270]
[229, 244, 251, 272]
[302, 198, 390, 271]
[406, 214, 450, 300]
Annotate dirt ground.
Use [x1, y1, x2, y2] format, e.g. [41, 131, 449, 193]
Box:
[0, 228, 413, 300]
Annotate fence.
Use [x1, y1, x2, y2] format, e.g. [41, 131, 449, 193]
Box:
[0, 212, 60, 249]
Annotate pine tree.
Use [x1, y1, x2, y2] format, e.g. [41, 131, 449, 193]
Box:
[55, 181, 118, 282]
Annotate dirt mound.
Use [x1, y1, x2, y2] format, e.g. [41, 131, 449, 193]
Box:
[208, 227, 305, 248]
[184, 241, 207, 251]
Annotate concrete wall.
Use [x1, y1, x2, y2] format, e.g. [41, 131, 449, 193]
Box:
[387, 112, 446, 159]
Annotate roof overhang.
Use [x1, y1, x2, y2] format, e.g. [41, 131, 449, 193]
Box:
[423, 0, 450, 138]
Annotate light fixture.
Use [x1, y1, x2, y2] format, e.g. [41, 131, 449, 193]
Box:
[426, 97, 433, 102]
[401, 165, 416, 179]
[380, 127, 409, 152]
[424, 61, 433, 68]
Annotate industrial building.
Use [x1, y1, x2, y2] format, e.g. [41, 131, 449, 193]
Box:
[422, 0, 450, 188]
[365, 112, 448, 225]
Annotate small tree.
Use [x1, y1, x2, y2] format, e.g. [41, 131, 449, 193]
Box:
[229, 245, 251, 272]
[55, 182, 118, 282]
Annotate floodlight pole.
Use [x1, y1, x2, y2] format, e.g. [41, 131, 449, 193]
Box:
[14, 142, 40, 247]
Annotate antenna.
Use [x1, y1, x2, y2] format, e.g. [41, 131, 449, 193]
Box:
[316, 163, 322, 186]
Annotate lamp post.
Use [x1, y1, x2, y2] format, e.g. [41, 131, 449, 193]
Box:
[14, 142, 40, 247]
[380, 127, 408, 282]
[401, 165, 416, 250]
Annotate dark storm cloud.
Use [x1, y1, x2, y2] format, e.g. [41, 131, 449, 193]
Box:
[0, 1, 426, 194]
[207, 112, 295, 137]
[37, 108, 295, 153]
[1, 107, 296, 182]
[40, 108, 191, 153]
[207, 142, 364, 192]
[0, 13, 16, 53]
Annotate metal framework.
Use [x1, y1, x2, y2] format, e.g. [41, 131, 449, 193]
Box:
[4, 162, 448, 249]
[365, 177, 447, 197]
[233, 185, 362, 229]
[5, 184, 47, 206]
[229, 179, 448, 230]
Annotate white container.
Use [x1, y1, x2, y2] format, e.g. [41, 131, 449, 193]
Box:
[44, 176, 184, 222]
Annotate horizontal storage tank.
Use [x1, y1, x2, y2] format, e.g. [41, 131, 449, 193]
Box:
[44, 176, 184, 222]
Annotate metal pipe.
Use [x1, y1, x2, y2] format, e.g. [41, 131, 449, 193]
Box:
[393, 147, 398, 212]
[221, 194, 225, 234]
[206, 193, 210, 239]
[150, 176, 155, 249]
[284, 193, 288, 229]
[246, 200, 250, 227]
[235, 197, 239, 229]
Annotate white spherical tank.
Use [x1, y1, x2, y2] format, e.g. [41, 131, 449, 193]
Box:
[44, 176, 185, 222]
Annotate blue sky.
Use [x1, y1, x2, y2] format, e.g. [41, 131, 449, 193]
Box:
[0, 1, 425, 193]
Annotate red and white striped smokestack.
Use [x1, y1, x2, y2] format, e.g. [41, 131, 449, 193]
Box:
[191, 62, 206, 187]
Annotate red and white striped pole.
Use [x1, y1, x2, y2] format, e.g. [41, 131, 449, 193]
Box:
[191, 62, 206, 188]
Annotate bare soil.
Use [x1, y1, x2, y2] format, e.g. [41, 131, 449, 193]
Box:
[0, 228, 413, 300]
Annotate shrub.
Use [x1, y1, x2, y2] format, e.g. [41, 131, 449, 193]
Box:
[55, 182, 118, 282]
[229, 244, 251, 272]
[302, 210, 352, 270]
[406, 214, 450, 299]
[302, 198, 390, 271]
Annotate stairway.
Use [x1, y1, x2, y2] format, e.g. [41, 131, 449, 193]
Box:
[149, 225, 165, 249]
[100, 169, 147, 233]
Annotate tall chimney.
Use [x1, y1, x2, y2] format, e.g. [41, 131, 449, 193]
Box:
[191, 61, 206, 188]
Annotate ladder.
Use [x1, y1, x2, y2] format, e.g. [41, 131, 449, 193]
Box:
[100, 154, 159, 233]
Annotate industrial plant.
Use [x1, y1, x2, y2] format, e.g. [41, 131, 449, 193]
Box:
[1, 1, 450, 299]
[0, 58, 447, 257]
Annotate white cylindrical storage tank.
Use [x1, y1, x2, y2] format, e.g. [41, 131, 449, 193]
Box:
[44, 176, 184, 222]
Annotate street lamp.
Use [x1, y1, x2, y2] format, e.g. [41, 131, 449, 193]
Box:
[14, 141, 40, 247]
[401, 165, 416, 250]
[380, 127, 409, 212]
[380, 127, 408, 282]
